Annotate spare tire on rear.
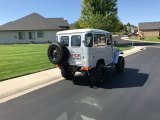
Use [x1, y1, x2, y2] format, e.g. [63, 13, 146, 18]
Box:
[48, 42, 69, 64]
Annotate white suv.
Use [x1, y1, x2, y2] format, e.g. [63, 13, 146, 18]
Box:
[48, 29, 125, 84]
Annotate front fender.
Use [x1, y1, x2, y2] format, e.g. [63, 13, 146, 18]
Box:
[113, 51, 124, 64]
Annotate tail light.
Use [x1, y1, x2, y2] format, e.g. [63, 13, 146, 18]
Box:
[56, 64, 60, 68]
[82, 67, 90, 71]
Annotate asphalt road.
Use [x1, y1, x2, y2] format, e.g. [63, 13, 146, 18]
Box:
[113, 36, 160, 46]
[0, 42, 160, 120]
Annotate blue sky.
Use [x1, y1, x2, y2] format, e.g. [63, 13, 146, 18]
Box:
[0, 0, 160, 26]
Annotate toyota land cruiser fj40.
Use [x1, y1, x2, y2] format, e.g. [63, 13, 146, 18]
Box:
[48, 29, 125, 84]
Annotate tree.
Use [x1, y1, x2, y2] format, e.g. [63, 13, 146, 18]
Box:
[77, 0, 119, 32]
[112, 19, 124, 32]
[75, 21, 81, 29]
[126, 22, 131, 33]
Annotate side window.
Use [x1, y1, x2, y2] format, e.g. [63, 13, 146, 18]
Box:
[71, 35, 81, 47]
[60, 36, 69, 47]
[85, 33, 93, 47]
[94, 34, 106, 46]
[106, 34, 112, 45]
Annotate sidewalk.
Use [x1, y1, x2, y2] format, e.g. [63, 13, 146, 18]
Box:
[121, 37, 160, 43]
[123, 46, 145, 57]
[0, 46, 144, 101]
[0, 68, 62, 100]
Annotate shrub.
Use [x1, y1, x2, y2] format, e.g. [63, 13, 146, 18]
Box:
[158, 36, 160, 39]
[140, 37, 145, 40]
[47, 41, 51, 44]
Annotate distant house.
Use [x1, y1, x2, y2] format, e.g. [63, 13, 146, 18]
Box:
[0, 13, 69, 44]
[130, 25, 138, 34]
[69, 23, 76, 30]
[138, 22, 160, 37]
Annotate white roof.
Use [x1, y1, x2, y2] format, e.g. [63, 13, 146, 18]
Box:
[56, 29, 111, 35]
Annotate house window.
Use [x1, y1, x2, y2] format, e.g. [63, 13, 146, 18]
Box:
[56, 36, 58, 42]
[18, 32, 25, 40]
[28, 32, 35, 40]
[37, 31, 44, 38]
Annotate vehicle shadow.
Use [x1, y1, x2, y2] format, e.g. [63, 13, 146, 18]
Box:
[73, 68, 149, 89]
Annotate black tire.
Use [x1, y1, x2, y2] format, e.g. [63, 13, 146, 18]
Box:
[115, 56, 125, 73]
[89, 68, 97, 84]
[96, 63, 105, 84]
[48, 42, 69, 64]
[61, 67, 75, 80]
[89, 62, 105, 85]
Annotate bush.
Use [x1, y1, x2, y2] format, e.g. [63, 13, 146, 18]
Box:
[158, 36, 160, 39]
[47, 41, 52, 44]
[140, 37, 145, 40]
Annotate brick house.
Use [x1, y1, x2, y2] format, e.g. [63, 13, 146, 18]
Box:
[138, 22, 160, 37]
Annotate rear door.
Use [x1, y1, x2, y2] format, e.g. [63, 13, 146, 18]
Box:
[59, 34, 83, 66]
[68, 34, 83, 66]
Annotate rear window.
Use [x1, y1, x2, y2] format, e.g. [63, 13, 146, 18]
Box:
[71, 35, 81, 47]
[60, 36, 69, 46]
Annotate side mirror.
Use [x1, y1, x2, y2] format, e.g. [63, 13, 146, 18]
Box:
[107, 39, 111, 45]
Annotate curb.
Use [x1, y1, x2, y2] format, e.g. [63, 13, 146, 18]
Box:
[123, 46, 145, 57]
[0, 68, 63, 100]
[112, 35, 119, 37]
[0, 46, 144, 102]
[121, 37, 160, 44]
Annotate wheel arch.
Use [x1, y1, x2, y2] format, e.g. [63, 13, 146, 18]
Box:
[96, 59, 105, 66]
[113, 51, 124, 64]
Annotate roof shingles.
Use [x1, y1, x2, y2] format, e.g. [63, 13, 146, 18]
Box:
[0, 13, 69, 31]
[139, 22, 160, 30]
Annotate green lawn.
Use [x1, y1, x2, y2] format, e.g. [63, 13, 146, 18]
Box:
[115, 44, 133, 51]
[130, 37, 139, 40]
[0, 43, 132, 81]
[0, 44, 54, 81]
[143, 36, 160, 42]
[130, 36, 160, 42]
